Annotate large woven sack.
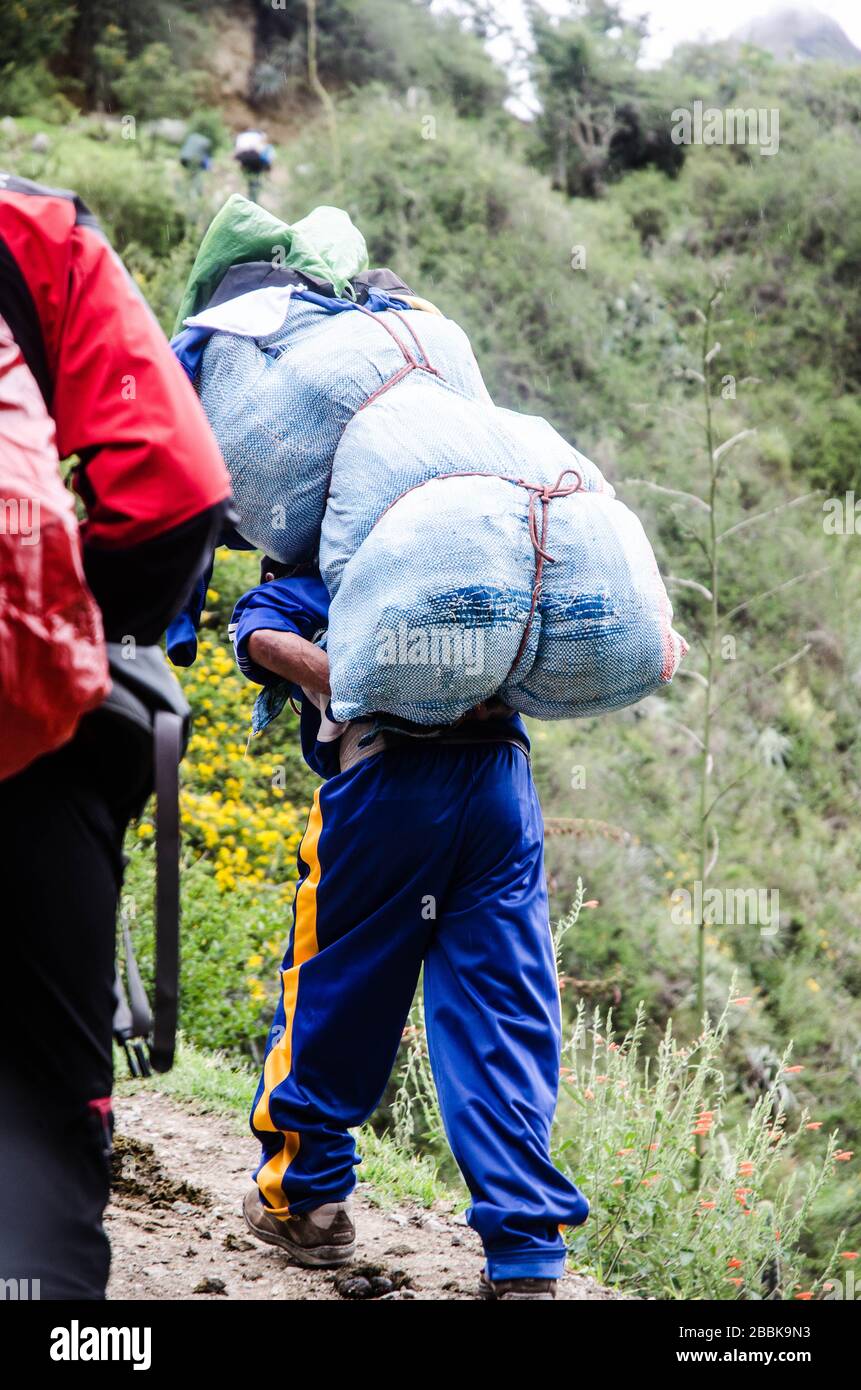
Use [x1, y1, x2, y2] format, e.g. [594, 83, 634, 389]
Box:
[321, 375, 611, 594]
[198, 297, 488, 561]
[326, 472, 686, 725]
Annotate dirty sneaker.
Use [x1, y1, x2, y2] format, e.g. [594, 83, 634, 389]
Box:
[243, 1188, 356, 1268]
[478, 1270, 557, 1301]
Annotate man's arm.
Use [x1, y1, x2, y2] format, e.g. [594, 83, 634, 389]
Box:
[247, 629, 330, 697]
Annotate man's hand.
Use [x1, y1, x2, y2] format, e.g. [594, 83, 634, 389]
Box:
[469, 697, 514, 721]
[247, 629, 331, 697]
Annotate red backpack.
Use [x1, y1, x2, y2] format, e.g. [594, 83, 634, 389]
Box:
[0, 313, 109, 779]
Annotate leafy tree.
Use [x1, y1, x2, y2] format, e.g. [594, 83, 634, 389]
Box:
[112, 42, 205, 124]
[0, 0, 75, 73]
[62, 0, 211, 100]
[251, 0, 507, 117]
[91, 24, 128, 111]
[528, 0, 683, 197]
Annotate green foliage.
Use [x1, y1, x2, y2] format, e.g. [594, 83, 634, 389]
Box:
[0, 0, 75, 73]
[187, 106, 229, 153]
[64, 0, 215, 102]
[527, 0, 684, 197]
[0, 62, 76, 120]
[253, 0, 507, 117]
[557, 995, 844, 1299]
[91, 24, 128, 110]
[797, 396, 861, 494]
[112, 43, 205, 123]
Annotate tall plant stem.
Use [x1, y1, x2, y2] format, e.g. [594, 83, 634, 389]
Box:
[306, 0, 342, 189]
[693, 289, 722, 1174]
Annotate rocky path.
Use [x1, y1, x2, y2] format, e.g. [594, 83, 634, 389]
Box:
[106, 1090, 625, 1302]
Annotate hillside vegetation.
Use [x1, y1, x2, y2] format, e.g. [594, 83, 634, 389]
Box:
[3, 0, 860, 1299]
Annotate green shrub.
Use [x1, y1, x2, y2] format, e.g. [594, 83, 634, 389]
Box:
[558, 995, 845, 1299]
[797, 396, 861, 495]
[0, 62, 75, 120]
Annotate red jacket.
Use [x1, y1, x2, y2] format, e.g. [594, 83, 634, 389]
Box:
[0, 174, 231, 777]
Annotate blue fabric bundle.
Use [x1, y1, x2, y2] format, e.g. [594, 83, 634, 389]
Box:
[198, 295, 488, 562]
[326, 473, 686, 725]
[195, 289, 685, 722]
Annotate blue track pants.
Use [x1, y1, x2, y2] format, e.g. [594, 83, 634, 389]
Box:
[250, 741, 588, 1280]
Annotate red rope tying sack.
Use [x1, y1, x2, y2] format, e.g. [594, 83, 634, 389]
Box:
[506, 468, 583, 680]
[351, 308, 585, 682]
[354, 303, 441, 411]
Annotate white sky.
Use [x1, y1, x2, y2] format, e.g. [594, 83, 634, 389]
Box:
[612, 0, 861, 63]
[467, 2, 861, 113]
[494, 1, 861, 65]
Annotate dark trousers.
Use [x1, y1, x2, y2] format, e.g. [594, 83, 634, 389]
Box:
[0, 715, 149, 1299]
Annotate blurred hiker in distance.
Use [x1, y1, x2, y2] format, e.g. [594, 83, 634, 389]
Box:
[180, 130, 213, 201]
[233, 129, 275, 204]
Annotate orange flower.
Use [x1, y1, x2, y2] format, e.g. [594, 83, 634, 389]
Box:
[835, 1150, 854, 1162]
[697, 1111, 716, 1119]
[595, 1075, 610, 1083]
[734, 1187, 753, 1198]
[841, 1251, 860, 1260]
[732, 997, 752, 1006]
[692, 1125, 711, 1136]
[583, 1087, 595, 1101]
[616, 1148, 634, 1156]
[727, 1258, 743, 1270]
[794, 1292, 813, 1301]
[611, 1178, 623, 1186]
[647, 1142, 659, 1151]
[699, 1201, 716, 1210]
[727, 1277, 744, 1287]
[583, 900, 600, 909]
[783, 1065, 805, 1074]
[805, 1122, 823, 1130]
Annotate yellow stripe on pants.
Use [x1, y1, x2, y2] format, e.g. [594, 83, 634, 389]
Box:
[253, 788, 323, 1216]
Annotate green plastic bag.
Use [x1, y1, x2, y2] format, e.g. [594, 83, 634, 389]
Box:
[173, 195, 369, 333]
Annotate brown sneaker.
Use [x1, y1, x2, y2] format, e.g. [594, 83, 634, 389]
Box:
[478, 1270, 557, 1300]
[243, 1188, 356, 1268]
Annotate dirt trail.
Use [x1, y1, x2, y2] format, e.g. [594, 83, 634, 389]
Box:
[106, 1091, 625, 1302]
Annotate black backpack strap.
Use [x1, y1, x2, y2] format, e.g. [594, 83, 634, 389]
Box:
[106, 646, 189, 1077]
[148, 710, 183, 1073]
